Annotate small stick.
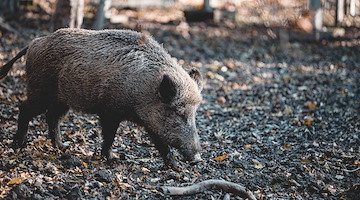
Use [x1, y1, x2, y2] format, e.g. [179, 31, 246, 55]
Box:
[160, 179, 257, 200]
[342, 167, 360, 173]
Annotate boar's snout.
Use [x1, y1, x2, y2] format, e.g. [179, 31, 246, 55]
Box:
[192, 153, 203, 162]
[179, 132, 202, 163]
[183, 150, 202, 163]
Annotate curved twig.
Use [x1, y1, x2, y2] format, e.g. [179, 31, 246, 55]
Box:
[160, 179, 257, 200]
[342, 167, 360, 173]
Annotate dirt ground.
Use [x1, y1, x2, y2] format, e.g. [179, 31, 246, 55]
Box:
[0, 6, 359, 200]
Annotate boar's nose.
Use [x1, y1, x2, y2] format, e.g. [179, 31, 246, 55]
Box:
[190, 153, 203, 164]
[193, 153, 203, 162]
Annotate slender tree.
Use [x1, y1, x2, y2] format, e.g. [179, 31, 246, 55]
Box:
[0, 0, 20, 17]
[310, 0, 323, 40]
[336, 0, 345, 25]
[93, 0, 112, 30]
[50, 0, 84, 31]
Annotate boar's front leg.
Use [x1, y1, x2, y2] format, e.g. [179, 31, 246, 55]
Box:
[46, 102, 69, 150]
[147, 132, 178, 169]
[99, 116, 119, 161]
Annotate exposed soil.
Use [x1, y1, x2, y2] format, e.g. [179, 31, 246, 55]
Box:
[0, 8, 359, 200]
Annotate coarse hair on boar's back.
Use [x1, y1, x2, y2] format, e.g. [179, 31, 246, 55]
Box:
[0, 28, 204, 169]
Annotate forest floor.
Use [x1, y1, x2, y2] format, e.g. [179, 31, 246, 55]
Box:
[0, 7, 359, 200]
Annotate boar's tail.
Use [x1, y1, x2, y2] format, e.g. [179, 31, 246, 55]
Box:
[0, 46, 28, 79]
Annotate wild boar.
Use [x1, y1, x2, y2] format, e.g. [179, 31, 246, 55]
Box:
[0, 28, 203, 168]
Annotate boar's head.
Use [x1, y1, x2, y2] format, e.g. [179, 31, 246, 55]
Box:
[138, 68, 203, 164]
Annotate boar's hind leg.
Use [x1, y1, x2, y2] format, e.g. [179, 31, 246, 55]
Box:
[46, 102, 69, 150]
[99, 116, 119, 160]
[13, 101, 46, 149]
[148, 132, 178, 169]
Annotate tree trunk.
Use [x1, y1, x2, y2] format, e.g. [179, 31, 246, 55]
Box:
[310, 0, 323, 40]
[349, 0, 356, 17]
[70, 0, 84, 29]
[336, 0, 345, 25]
[203, 0, 211, 11]
[93, 0, 112, 30]
[50, 0, 84, 32]
[0, 0, 21, 17]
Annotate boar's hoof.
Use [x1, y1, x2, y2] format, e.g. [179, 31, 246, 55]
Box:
[12, 138, 26, 150]
[55, 143, 65, 151]
[102, 151, 117, 163]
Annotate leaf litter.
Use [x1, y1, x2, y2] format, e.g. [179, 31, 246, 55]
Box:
[0, 6, 359, 200]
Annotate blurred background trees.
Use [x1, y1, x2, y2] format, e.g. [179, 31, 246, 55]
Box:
[0, 0, 21, 17]
[0, 0, 359, 40]
[50, 0, 84, 31]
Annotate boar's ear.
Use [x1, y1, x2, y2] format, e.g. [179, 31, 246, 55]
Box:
[189, 68, 203, 91]
[159, 75, 177, 104]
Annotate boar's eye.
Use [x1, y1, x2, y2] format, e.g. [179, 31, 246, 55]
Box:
[168, 105, 187, 121]
[159, 75, 177, 104]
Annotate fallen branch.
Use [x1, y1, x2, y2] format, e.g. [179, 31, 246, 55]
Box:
[160, 179, 257, 200]
[342, 167, 360, 173]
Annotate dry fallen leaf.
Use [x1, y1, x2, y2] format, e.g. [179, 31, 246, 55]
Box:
[7, 177, 24, 185]
[236, 168, 243, 174]
[283, 108, 293, 114]
[20, 172, 31, 179]
[205, 110, 215, 120]
[302, 120, 313, 126]
[325, 184, 337, 194]
[289, 179, 301, 187]
[304, 166, 312, 172]
[141, 167, 150, 173]
[282, 75, 292, 82]
[338, 90, 347, 95]
[252, 159, 264, 169]
[0, 186, 11, 198]
[232, 83, 240, 90]
[281, 144, 292, 150]
[150, 178, 160, 182]
[305, 101, 316, 110]
[215, 154, 228, 161]
[244, 144, 252, 149]
[244, 144, 251, 149]
[82, 161, 88, 168]
[216, 96, 226, 105]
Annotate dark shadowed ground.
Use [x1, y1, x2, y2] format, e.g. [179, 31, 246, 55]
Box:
[0, 7, 359, 200]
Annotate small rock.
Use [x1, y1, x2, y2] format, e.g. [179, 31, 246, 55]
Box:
[61, 155, 82, 168]
[52, 184, 66, 197]
[34, 180, 46, 194]
[95, 170, 115, 183]
[11, 183, 32, 199]
[91, 181, 103, 188]
[166, 171, 179, 180]
[32, 193, 43, 200]
[67, 187, 83, 200]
